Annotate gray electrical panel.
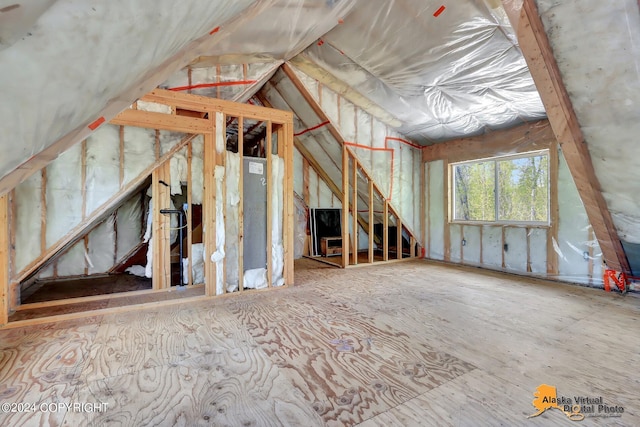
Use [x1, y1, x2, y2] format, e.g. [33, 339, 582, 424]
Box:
[243, 157, 268, 271]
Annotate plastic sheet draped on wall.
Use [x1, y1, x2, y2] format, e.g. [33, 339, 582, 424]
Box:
[0, 0, 258, 182]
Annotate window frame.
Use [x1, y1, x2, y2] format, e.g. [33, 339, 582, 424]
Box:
[449, 149, 550, 227]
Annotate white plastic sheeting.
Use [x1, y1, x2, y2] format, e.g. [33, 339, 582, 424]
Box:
[14, 171, 42, 274]
[85, 127, 120, 216]
[161, 63, 280, 103]
[123, 126, 156, 185]
[295, 0, 544, 143]
[0, 0, 257, 181]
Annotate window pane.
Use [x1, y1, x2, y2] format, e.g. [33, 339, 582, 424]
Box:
[453, 161, 495, 221]
[497, 155, 548, 222]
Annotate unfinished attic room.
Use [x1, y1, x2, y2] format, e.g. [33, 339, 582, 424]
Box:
[1, 0, 639, 425]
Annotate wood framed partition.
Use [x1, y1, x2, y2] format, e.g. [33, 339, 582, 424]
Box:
[1, 89, 293, 328]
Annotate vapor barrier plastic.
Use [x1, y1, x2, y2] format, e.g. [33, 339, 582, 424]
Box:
[46, 143, 83, 247]
[14, 173, 42, 273]
[0, 0, 257, 181]
[295, 0, 544, 143]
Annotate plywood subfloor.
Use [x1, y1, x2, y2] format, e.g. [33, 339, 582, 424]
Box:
[1, 259, 639, 426]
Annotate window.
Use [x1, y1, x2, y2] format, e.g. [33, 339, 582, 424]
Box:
[452, 151, 549, 224]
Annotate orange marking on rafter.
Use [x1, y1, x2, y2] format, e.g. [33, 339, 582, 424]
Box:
[88, 117, 105, 130]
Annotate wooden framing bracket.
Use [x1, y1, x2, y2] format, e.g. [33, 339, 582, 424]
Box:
[502, 0, 630, 273]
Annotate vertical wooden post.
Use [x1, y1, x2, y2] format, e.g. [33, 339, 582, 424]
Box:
[203, 130, 216, 296]
[410, 236, 416, 258]
[8, 190, 16, 311]
[238, 116, 244, 292]
[383, 200, 389, 261]
[368, 179, 374, 263]
[152, 161, 171, 289]
[526, 227, 532, 273]
[266, 122, 273, 287]
[459, 225, 464, 262]
[283, 121, 295, 285]
[187, 142, 193, 286]
[443, 160, 450, 262]
[352, 157, 358, 265]
[341, 146, 349, 268]
[421, 161, 426, 258]
[548, 142, 559, 275]
[396, 216, 403, 260]
[1, 194, 9, 326]
[302, 158, 310, 206]
[40, 169, 47, 253]
[426, 162, 431, 258]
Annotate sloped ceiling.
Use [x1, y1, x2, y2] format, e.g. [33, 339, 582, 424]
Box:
[5, 0, 636, 272]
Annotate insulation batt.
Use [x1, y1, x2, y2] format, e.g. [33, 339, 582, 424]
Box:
[213, 165, 226, 294]
[182, 243, 205, 285]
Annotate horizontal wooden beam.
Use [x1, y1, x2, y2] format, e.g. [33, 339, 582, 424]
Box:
[142, 88, 293, 124]
[422, 119, 554, 163]
[111, 109, 211, 134]
[504, 0, 630, 273]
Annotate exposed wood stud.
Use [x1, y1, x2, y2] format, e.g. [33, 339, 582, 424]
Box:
[426, 162, 431, 258]
[8, 190, 16, 280]
[397, 216, 403, 260]
[40, 169, 47, 254]
[526, 227, 532, 272]
[501, 227, 506, 270]
[352, 156, 358, 265]
[0, 195, 9, 326]
[460, 225, 464, 262]
[548, 140, 559, 275]
[152, 160, 172, 289]
[368, 179, 374, 263]
[238, 116, 244, 292]
[302, 158, 310, 205]
[83, 235, 89, 276]
[187, 142, 193, 286]
[283, 121, 295, 285]
[383, 200, 389, 261]
[342, 145, 349, 268]
[203, 129, 216, 297]
[443, 161, 450, 262]
[410, 236, 416, 258]
[266, 122, 273, 288]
